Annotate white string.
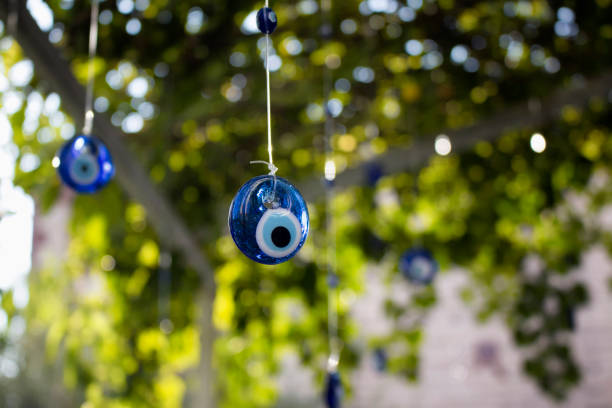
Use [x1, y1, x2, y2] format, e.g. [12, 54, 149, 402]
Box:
[83, 0, 100, 135]
[2, 2, 18, 219]
[251, 2, 276, 177]
[321, 0, 341, 373]
[250, 160, 278, 176]
[326, 186, 340, 371]
[158, 251, 173, 334]
[265, 33, 274, 170]
[7, 0, 18, 37]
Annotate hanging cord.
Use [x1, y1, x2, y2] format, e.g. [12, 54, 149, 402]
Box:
[2, 2, 18, 219]
[7, 0, 18, 37]
[158, 251, 173, 334]
[265, 34, 274, 165]
[250, 0, 278, 204]
[321, 0, 341, 373]
[250, 0, 276, 175]
[325, 109, 340, 371]
[82, 0, 100, 136]
[264, 0, 274, 169]
[250, 160, 277, 176]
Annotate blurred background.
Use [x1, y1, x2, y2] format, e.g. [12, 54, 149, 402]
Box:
[0, 0, 611, 407]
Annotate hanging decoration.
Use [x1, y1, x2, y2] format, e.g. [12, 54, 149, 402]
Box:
[320, 0, 343, 406]
[365, 162, 384, 187]
[54, 0, 114, 194]
[229, 176, 308, 264]
[7, 0, 18, 38]
[373, 347, 388, 372]
[55, 135, 114, 193]
[158, 251, 174, 334]
[324, 370, 343, 408]
[399, 248, 438, 285]
[256, 6, 278, 34]
[229, 0, 309, 264]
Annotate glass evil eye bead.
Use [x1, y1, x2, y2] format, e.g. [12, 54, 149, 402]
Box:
[373, 348, 388, 372]
[399, 248, 438, 285]
[324, 371, 343, 408]
[229, 175, 309, 265]
[256, 7, 277, 34]
[55, 134, 114, 194]
[365, 162, 384, 187]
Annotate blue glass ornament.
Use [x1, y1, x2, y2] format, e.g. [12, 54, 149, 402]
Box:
[256, 7, 277, 34]
[55, 134, 114, 193]
[365, 162, 384, 187]
[324, 371, 343, 408]
[327, 272, 339, 288]
[373, 348, 387, 372]
[399, 248, 438, 285]
[565, 306, 576, 331]
[229, 175, 309, 264]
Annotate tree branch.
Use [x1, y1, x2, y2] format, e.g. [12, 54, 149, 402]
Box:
[298, 72, 612, 200]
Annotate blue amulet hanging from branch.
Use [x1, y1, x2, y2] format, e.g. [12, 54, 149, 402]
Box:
[54, 0, 113, 194]
[399, 248, 438, 285]
[54, 134, 114, 194]
[256, 7, 277, 34]
[229, 175, 309, 264]
[324, 371, 343, 408]
[229, 3, 309, 264]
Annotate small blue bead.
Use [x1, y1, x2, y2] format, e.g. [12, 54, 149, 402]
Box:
[256, 7, 278, 34]
[327, 272, 339, 288]
[229, 175, 309, 265]
[365, 162, 384, 187]
[55, 134, 114, 194]
[399, 248, 438, 285]
[373, 348, 387, 372]
[566, 307, 576, 331]
[324, 371, 343, 408]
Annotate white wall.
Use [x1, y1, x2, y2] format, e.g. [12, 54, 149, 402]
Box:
[278, 246, 612, 408]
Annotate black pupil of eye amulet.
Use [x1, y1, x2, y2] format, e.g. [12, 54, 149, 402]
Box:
[256, 7, 277, 34]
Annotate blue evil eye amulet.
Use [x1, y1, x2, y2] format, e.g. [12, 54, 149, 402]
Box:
[399, 248, 438, 285]
[324, 371, 343, 408]
[256, 7, 277, 34]
[229, 175, 309, 264]
[55, 134, 114, 194]
[373, 347, 388, 372]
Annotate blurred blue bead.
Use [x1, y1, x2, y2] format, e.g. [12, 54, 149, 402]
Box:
[324, 371, 343, 408]
[229, 175, 309, 264]
[327, 272, 339, 288]
[320, 22, 333, 39]
[399, 248, 438, 285]
[256, 7, 278, 34]
[55, 134, 114, 194]
[374, 348, 387, 372]
[566, 307, 576, 331]
[365, 162, 384, 187]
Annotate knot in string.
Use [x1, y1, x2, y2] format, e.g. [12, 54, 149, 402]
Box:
[250, 160, 278, 176]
